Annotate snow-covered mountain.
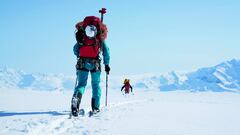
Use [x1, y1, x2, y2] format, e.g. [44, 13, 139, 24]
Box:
[1, 59, 240, 92]
[1, 60, 240, 135]
[112, 59, 240, 92]
[158, 59, 240, 92]
[0, 66, 75, 91]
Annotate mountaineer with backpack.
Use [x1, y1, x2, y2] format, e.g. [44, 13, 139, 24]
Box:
[70, 9, 110, 117]
[121, 79, 133, 94]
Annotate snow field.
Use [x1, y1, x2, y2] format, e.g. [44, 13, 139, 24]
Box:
[0, 88, 240, 135]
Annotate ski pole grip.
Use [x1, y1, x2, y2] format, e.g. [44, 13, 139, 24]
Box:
[99, 8, 107, 14]
[99, 8, 107, 22]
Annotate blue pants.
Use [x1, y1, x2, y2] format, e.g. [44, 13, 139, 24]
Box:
[73, 70, 101, 109]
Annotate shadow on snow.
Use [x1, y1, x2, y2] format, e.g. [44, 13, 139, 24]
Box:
[0, 111, 67, 117]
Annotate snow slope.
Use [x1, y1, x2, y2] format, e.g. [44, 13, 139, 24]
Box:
[0, 88, 240, 135]
[0, 66, 75, 91]
[159, 59, 240, 92]
[1, 59, 240, 134]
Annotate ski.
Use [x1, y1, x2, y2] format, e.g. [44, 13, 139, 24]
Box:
[69, 109, 85, 119]
[88, 110, 100, 117]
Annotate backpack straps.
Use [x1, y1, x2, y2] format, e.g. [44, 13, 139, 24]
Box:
[76, 57, 101, 73]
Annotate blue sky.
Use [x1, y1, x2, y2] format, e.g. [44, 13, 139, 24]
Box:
[0, 0, 240, 75]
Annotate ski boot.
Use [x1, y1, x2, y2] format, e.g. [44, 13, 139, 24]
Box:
[89, 98, 100, 117]
[71, 93, 82, 117]
[91, 98, 100, 112]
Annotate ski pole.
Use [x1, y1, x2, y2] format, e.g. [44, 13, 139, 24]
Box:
[99, 8, 107, 23]
[74, 58, 79, 89]
[99, 8, 108, 106]
[74, 76, 77, 89]
[105, 73, 108, 106]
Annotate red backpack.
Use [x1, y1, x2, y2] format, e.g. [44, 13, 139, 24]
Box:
[75, 16, 108, 58]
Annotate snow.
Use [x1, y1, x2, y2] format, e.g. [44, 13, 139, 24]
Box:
[1, 59, 240, 134]
[2, 59, 240, 92]
[1, 88, 240, 135]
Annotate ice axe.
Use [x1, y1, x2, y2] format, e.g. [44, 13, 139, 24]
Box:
[99, 8, 107, 23]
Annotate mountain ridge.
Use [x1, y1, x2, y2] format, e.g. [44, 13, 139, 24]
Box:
[1, 59, 240, 92]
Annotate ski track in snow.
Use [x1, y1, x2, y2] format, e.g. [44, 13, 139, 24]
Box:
[1, 89, 240, 135]
[27, 117, 69, 135]
[25, 99, 147, 135]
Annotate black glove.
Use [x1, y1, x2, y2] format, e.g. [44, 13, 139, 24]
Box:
[105, 65, 110, 74]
